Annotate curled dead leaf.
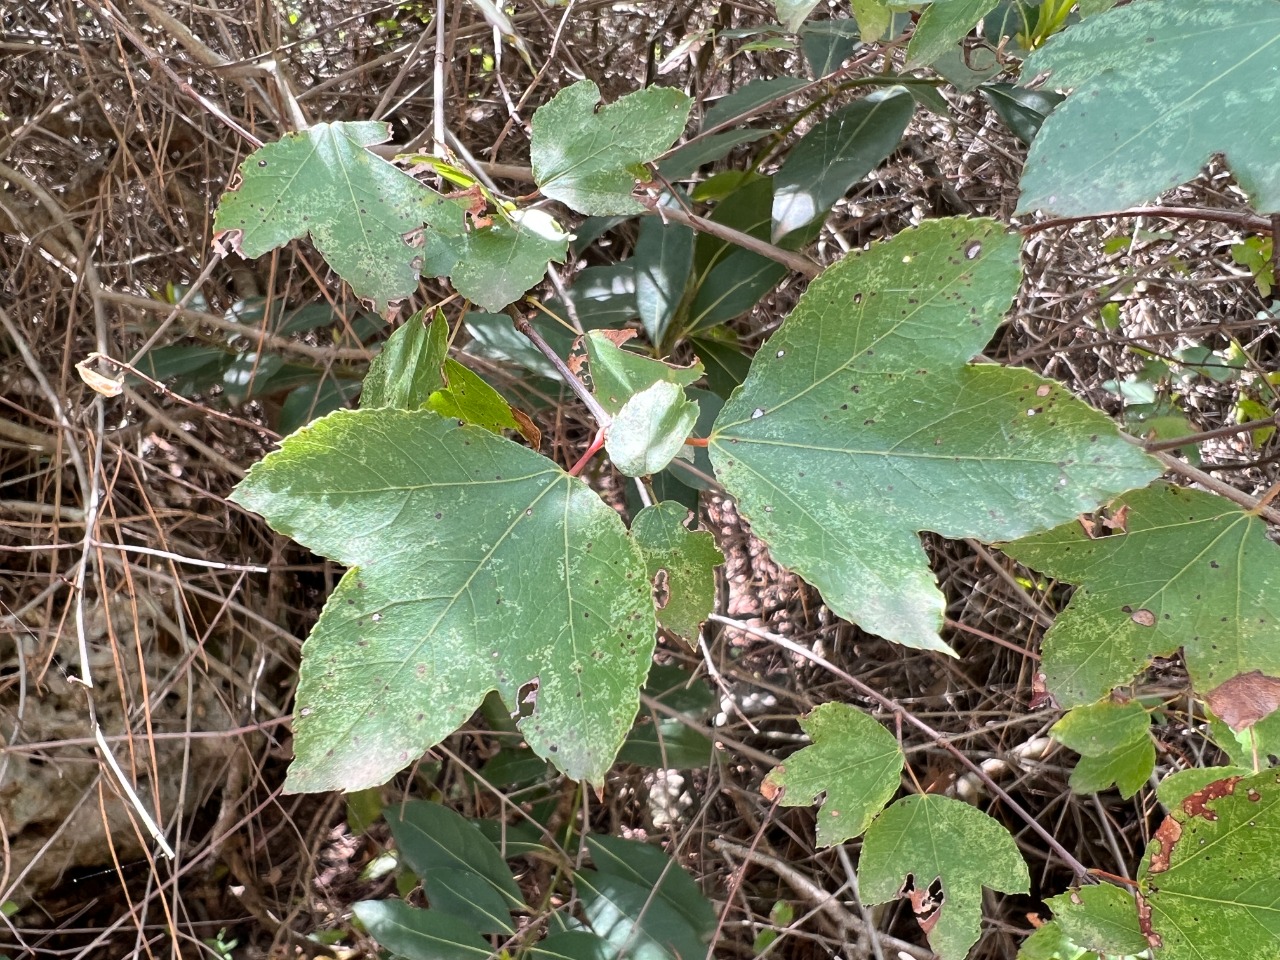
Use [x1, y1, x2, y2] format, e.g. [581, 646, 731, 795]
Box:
[1205, 670, 1280, 731]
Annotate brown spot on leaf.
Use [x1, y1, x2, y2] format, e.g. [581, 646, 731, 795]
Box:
[1136, 891, 1161, 949]
[1147, 816, 1182, 874]
[1205, 671, 1280, 731]
[1130, 608, 1156, 626]
[1180, 776, 1242, 820]
[1035, 384, 1052, 397]
[760, 775, 781, 801]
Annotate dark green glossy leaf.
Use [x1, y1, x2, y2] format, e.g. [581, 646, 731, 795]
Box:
[1017, 0, 1280, 216]
[232, 410, 656, 791]
[907, 0, 1000, 68]
[658, 129, 773, 181]
[773, 87, 914, 238]
[530, 931, 615, 960]
[689, 332, 750, 400]
[634, 215, 694, 347]
[353, 899, 492, 960]
[278, 377, 362, 433]
[689, 249, 787, 331]
[703, 78, 808, 130]
[979, 83, 1065, 146]
[585, 835, 717, 942]
[387, 801, 523, 906]
[531, 81, 692, 216]
[709, 219, 1159, 652]
[800, 18, 863, 74]
[618, 664, 715, 768]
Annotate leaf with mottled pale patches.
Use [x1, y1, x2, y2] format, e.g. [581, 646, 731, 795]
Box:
[708, 218, 1159, 652]
[231, 408, 656, 792]
[1017, 0, 1280, 216]
[763, 703, 903, 846]
[213, 122, 451, 313]
[531, 81, 692, 216]
[1004, 482, 1280, 708]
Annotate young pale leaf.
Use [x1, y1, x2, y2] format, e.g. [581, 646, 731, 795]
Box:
[606, 381, 699, 477]
[1017, 0, 1280, 216]
[906, 0, 1000, 68]
[1137, 771, 1280, 958]
[1045, 884, 1148, 958]
[763, 702, 903, 846]
[1003, 482, 1280, 708]
[353, 900, 493, 960]
[231, 409, 656, 791]
[630, 502, 723, 642]
[860, 794, 1030, 960]
[427, 359, 525, 437]
[708, 219, 1159, 652]
[585, 331, 703, 415]
[851, 0, 892, 40]
[212, 122, 447, 313]
[531, 80, 692, 216]
[774, 0, 820, 32]
[772, 88, 914, 239]
[361, 309, 448, 410]
[450, 213, 568, 313]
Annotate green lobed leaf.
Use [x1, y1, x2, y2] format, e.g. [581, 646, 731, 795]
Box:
[212, 122, 449, 313]
[1069, 735, 1155, 799]
[630, 502, 723, 642]
[1003, 482, 1280, 708]
[353, 899, 492, 960]
[1051, 700, 1149, 757]
[907, 0, 1000, 68]
[1045, 884, 1148, 958]
[531, 80, 692, 216]
[607, 382, 699, 477]
[231, 409, 657, 791]
[772, 87, 915, 239]
[1137, 770, 1280, 959]
[451, 211, 569, 312]
[361, 308, 449, 411]
[859, 793, 1030, 960]
[708, 219, 1159, 652]
[1017, 0, 1280, 216]
[763, 702, 904, 846]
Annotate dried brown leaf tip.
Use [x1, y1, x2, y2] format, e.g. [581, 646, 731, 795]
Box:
[1205, 670, 1280, 731]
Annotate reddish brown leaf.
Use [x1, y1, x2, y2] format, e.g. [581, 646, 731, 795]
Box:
[1205, 670, 1280, 731]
